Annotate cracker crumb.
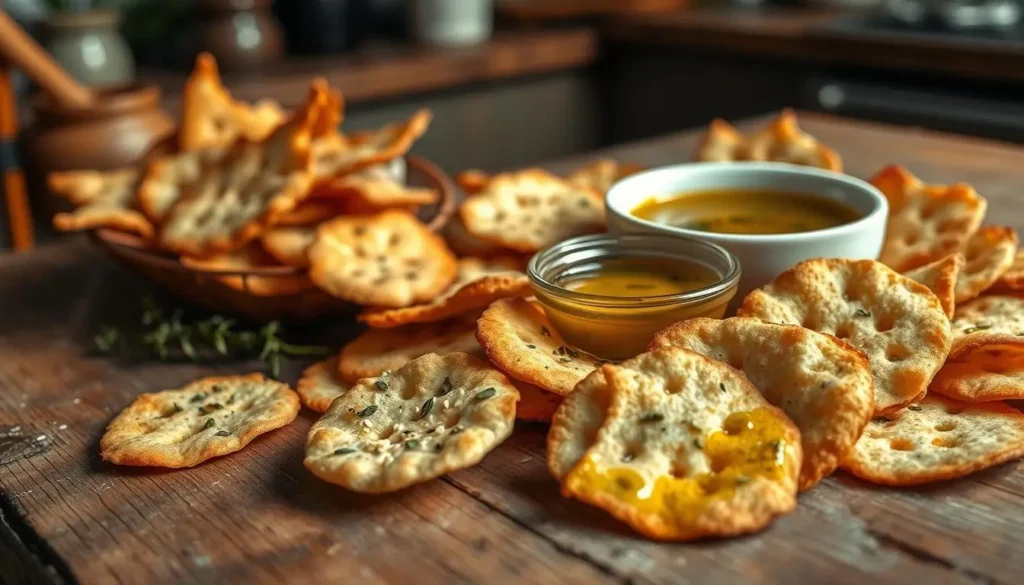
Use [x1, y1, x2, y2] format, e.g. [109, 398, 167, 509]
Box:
[58, 424, 68, 431]
[35, 435, 47, 442]
[73, 398, 82, 405]
[9, 426, 21, 434]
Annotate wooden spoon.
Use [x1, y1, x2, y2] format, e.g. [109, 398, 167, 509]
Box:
[0, 10, 95, 109]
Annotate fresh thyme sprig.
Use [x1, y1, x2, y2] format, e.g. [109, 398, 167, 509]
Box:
[94, 296, 329, 377]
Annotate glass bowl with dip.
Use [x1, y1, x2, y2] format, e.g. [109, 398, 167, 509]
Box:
[527, 233, 740, 360]
[605, 162, 888, 301]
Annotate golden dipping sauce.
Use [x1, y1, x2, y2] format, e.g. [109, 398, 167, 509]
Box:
[564, 408, 794, 527]
[632, 188, 861, 235]
[563, 258, 720, 298]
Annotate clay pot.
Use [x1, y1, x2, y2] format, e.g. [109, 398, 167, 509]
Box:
[191, 0, 284, 71]
[43, 10, 135, 89]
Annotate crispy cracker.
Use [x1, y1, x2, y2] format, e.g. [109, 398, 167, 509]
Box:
[158, 85, 326, 257]
[694, 110, 842, 171]
[48, 169, 153, 238]
[477, 297, 601, 396]
[871, 165, 987, 272]
[316, 164, 438, 211]
[459, 169, 605, 253]
[949, 295, 1024, 359]
[992, 250, 1024, 292]
[955, 226, 1018, 303]
[739, 258, 952, 415]
[455, 169, 491, 195]
[339, 316, 482, 382]
[358, 258, 530, 328]
[930, 345, 1024, 402]
[561, 348, 802, 541]
[567, 159, 646, 194]
[903, 253, 964, 319]
[304, 352, 518, 493]
[100, 373, 299, 468]
[313, 110, 432, 180]
[297, 356, 352, 413]
[547, 369, 611, 480]
[648, 317, 874, 491]
[274, 200, 342, 227]
[260, 226, 316, 268]
[137, 147, 228, 222]
[841, 394, 1024, 486]
[442, 214, 510, 258]
[515, 382, 562, 423]
[181, 243, 314, 296]
[308, 210, 457, 307]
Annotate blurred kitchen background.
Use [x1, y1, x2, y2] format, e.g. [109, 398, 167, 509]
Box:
[3, 0, 1024, 249]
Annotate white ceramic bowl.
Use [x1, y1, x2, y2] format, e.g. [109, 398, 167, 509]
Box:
[606, 162, 888, 301]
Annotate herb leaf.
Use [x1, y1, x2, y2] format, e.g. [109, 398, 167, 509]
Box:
[419, 397, 435, 420]
[476, 387, 497, 400]
[356, 405, 378, 418]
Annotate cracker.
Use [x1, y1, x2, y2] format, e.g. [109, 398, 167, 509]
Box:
[477, 297, 601, 396]
[48, 168, 153, 238]
[308, 209, 457, 307]
[313, 110, 432, 180]
[181, 243, 314, 296]
[260, 226, 316, 268]
[317, 164, 439, 211]
[442, 214, 510, 258]
[648, 317, 874, 491]
[515, 382, 562, 423]
[955, 226, 1018, 303]
[455, 169, 491, 195]
[841, 394, 1024, 486]
[297, 357, 352, 413]
[567, 159, 645, 194]
[274, 200, 342, 226]
[902, 253, 964, 319]
[561, 348, 801, 541]
[871, 165, 987, 272]
[358, 258, 530, 328]
[339, 316, 482, 382]
[992, 250, 1024, 292]
[100, 373, 299, 468]
[137, 147, 228, 222]
[949, 295, 1024, 359]
[158, 84, 326, 257]
[459, 169, 605, 253]
[930, 345, 1024, 402]
[547, 369, 611, 480]
[694, 110, 842, 171]
[739, 258, 952, 415]
[304, 352, 518, 493]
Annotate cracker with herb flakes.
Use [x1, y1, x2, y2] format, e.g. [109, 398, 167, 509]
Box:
[515, 382, 563, 423]
[304, 352, 518, 493]
[567, 159, 646, 194]
[339, 316, 482, 382]
[739, 258, 951, 415]
[648, 317, 874, 491]
[955, 226, 1018, 303]
[930, 345, 1024, 402]
[181, 243, 314, 296]
[547, 368, 611, 481]
[561, 348, 802, 541]
[949, 295, 1024, 360]
[477, 297, 601, 396]
[100, 373, 299, 468]
[359, 258, 530, 328]
[459, 169, 605, 253]
[297, 356, 352, 413]
[260, 226, 316, 268]
[158, 84, 327, 258]
[48, 168, 154, 239]
[308, 209, 457, 307]
[871, 165, 987, 272]
[841, 394, 1024, 486]
[902, 253, 964, 319]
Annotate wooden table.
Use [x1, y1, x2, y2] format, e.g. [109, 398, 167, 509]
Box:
[3, 114, 1024, 585]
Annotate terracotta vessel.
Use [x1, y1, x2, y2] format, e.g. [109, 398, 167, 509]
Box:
[192, 0, 284, 71]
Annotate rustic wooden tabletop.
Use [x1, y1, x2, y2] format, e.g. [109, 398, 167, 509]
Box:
[2, 114, 1024, 585]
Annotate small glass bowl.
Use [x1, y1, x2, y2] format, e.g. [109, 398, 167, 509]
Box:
[527, 233, 741, 360]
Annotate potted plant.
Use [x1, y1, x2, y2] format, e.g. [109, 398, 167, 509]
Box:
[41, 0, 135, 88]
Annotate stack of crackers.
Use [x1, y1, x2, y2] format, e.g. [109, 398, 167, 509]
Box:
[694, 109, 843, 172]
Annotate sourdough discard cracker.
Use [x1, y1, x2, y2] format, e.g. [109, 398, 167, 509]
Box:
[992, 250, 1024, 292]
[312, 110, 432, 180]
[477, 297, 600, 396]
[739, 258, 951, 414]
[515, 383, 562, 423]
[903, 254, 963, 319]
[871, 165, 987, 272]
[297, 357, 352, 413]
[260, 226, 316, 268]
[339, 316, 482, 382]
[561, 349, 802, 541]
[459, 169, 605, 253]
[159, 84, 326, 257]
[274, 200, 342, 227]
[100, 374, 299, 468]
[442, 214, 510, 258]
[137, 146, 228, 222]
[694, 119, 743, 163]
[567, 159, 645, 194]
[547, 369, 611, 480]
[842, 394, 1024, 486]
[455, 169, 491, 195]
[181, 243, 313, 296]
[930, 345, 1024, 402]
[304, 352, 518, 493]
[316, 164, 439, 211]
[49, 168, 153, 238]
[358, 258, 530, 328]
[308, 210, 457, 307]
[648, 317, 874, 491]
[955, 226, 1018, 303]
[694, 110, 842, 171]
[949, 295, 1024, 359]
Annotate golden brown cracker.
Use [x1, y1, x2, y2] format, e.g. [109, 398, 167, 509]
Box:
[547, 368, 611, 480]
[260, 226, 316, 268]
[902, 253, 964, 319]
[949, 295, 1024, 360]
[514, 382, 562, 423]
[312, 110, 432, 180]
[181, 243, 314, 296]
[930, 345, 1024, 402]
[955, 226, 1018, 303]
[694, 110, 842, 171]
[48, 168, 154, 238]
[566, 159, 646, 194]
[339, 316, 482, 382]
[992, 250, 1024, 292]
[297, 356, 352, 413]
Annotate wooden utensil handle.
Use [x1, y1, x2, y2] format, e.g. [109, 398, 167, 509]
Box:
[0, 10, 94, 109]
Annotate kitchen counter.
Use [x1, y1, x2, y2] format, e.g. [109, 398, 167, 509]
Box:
[3, 113, 1024, 585]
[606, 7, 1024, 84]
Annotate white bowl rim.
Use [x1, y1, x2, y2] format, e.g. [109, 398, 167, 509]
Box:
[606, 161, 888, 244]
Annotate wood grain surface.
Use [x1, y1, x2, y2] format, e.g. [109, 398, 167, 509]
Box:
[3, 114, 1024, 585]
